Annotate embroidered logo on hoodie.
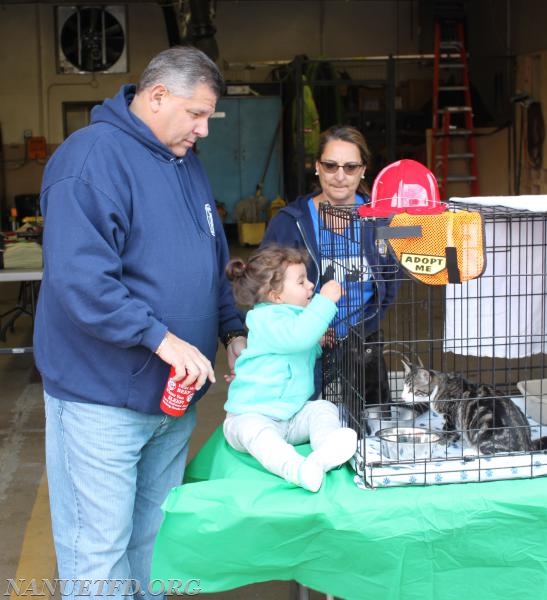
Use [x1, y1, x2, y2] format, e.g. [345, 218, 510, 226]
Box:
[205, 203, 215, 237]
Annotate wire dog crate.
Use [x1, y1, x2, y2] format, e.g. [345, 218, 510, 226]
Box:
[319, 200, 547, 488]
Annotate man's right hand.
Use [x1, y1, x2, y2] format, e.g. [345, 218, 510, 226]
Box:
[155, 331, 216, 390]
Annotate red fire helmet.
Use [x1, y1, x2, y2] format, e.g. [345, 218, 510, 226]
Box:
[358, 159, 446, 217]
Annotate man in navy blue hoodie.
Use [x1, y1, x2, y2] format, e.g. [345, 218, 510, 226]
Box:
[35, 46, 246, 599]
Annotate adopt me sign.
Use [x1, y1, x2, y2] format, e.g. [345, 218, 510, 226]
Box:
[400, 252, 446, 274]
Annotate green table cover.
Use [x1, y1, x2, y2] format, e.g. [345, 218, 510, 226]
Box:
[152, 427, 547, 599]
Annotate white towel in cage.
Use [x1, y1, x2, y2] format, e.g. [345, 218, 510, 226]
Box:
[352, 397, 547, 488]
[443, 197, 547, 358]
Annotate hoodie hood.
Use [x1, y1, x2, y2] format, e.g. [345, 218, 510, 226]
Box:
[91, 84, 174, 162]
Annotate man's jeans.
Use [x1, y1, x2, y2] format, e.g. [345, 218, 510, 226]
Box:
[44, 392, 197, 600]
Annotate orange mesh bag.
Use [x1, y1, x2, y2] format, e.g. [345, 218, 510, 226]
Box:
[385, 210, 486, 285]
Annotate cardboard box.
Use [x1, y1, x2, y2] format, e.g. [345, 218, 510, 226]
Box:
[358, 86, 385, 112]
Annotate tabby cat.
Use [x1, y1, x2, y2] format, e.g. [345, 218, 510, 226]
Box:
[401, 360, 547, 454]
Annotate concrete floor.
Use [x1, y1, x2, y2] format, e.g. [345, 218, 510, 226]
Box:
[0, 249, 328, 600]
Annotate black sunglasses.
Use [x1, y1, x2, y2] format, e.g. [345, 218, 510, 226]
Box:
[319, 161, 364, 175]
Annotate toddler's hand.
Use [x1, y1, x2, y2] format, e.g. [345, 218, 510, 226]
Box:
[319, 280, 342, 303]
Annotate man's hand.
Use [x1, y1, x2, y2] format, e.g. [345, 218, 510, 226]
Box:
[155, 331, 216, 390]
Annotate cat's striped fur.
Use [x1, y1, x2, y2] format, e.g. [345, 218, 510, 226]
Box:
[401, 360, 547, 454]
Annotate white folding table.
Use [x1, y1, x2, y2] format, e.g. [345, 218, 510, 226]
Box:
[0, 268, 43, 354]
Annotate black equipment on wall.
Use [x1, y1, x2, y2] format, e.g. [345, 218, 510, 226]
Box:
[187, 0, 218, 62]
[161, 0, 219, 61]
[57, 5, 127, 74]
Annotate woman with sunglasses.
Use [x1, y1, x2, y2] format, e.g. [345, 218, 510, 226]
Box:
[261, 124, 401, 401]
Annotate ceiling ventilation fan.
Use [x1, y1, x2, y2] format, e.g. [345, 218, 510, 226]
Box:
[57, 6, 127, 74]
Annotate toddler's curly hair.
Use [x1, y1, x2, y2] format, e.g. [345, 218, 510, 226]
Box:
[226, 244, 310, 307]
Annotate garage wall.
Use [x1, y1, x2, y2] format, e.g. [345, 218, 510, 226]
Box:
[0, 0, 546, 214]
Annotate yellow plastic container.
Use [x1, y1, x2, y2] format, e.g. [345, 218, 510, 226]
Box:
[237, 222, 266, 246]
[268, 196, 286, 220]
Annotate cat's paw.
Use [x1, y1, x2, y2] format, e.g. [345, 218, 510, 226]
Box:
[438, 430, 460, 445]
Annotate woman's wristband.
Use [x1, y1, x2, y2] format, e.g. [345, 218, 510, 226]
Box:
[221, 329, 247, 349]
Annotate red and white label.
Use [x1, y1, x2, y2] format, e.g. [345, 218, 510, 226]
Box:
[160, 367, 195, 417]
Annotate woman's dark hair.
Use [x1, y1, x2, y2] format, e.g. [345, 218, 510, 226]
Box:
[226, 244, 309, 307]
[316, 124, 372, 196]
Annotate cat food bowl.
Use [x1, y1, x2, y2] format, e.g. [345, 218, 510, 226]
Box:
[364, 404, 415, 436]
[363, 405, 394, 436]
[378, 426, 441, 461]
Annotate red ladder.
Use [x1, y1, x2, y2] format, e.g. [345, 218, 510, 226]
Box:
[431, 18, 480, 199]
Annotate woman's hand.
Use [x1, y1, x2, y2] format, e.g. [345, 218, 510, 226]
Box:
[322, 327, 336, 348]
[224, 335, 247, 383]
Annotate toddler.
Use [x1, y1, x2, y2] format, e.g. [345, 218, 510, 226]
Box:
[224, 244, 357, 492]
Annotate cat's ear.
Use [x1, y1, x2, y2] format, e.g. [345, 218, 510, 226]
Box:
[415, 368, 431, 386]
